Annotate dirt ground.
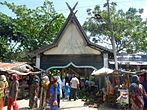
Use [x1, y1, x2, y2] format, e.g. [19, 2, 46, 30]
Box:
[3, 99, 118, 110]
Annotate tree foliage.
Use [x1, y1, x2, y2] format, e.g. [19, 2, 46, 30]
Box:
[0, 0, 65, 62]
[83, 2, 147, 53]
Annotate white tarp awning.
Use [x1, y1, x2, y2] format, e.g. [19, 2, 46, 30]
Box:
[91, 67, 114, 76]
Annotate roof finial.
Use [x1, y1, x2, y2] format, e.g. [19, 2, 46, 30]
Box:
[66, 2, 78, 14]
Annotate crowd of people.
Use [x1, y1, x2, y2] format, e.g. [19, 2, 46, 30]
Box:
[0, 73, 147, 110]
[0, 74, 80, 110]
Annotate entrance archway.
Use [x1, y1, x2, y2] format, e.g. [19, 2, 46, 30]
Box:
[46, 62, 95, 78]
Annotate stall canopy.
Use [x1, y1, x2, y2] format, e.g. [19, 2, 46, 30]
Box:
[91, 67, 114, 76]
[0, 62, 42, 75]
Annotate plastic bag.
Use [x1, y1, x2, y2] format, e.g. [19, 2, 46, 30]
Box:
[53, 100, 58, 106]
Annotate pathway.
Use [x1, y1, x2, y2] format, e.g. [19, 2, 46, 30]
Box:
[3, 99, 118, 110]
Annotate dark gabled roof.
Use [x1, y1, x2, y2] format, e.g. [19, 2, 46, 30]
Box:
[25, 9, 113, 58]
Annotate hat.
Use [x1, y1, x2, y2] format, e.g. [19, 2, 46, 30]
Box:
[129, 83, 139, 92]
[0, 75, 6, 81]
[42, 76, 49, 82]
[131, 75, 139, 84]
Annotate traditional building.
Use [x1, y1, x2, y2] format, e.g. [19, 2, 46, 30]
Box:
[25, 3, 113, 77]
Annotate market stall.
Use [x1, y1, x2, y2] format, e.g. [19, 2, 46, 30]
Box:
[91, 67, 119, 105]
[116, 70, 143, 109]
[0, 62, 43, 104]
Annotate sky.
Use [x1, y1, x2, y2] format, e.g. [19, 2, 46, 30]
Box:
[0, 0, 147, 25]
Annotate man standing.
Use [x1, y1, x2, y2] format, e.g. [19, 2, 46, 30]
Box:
[69, 75, 79, 101]
[8, 74, 19, 110]
[40, 76, 49, 109]
[29, 75, 40, 109]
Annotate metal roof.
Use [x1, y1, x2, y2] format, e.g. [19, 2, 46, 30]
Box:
[109, 54, 147, 65]
[0, 62, 42, 75]
[0, 62, 27, 69]
[109, 61, 147, 65]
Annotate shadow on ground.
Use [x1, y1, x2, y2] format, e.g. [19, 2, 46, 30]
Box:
[61, 106, 87, 109]
[19, 107, 28, 110]
[19, 107, 40, 110]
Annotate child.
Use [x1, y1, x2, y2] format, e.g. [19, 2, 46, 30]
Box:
[64, 83, 70, 99]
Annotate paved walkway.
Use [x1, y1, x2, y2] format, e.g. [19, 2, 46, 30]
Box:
[61, 99, 97, 110]
[3, 99, 118, 110]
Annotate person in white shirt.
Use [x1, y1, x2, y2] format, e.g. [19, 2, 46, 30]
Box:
[69, 75, 79, 101]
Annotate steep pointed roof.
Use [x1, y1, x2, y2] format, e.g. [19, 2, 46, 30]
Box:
[26, 3, 113, 58]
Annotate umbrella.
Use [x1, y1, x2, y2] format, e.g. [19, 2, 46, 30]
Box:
[91, 67, 114, 76]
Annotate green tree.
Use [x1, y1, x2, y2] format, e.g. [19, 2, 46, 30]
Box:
[0, 12, 17, 62]
[0, 0, 65, 61]
[83, 2, 147, 53]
